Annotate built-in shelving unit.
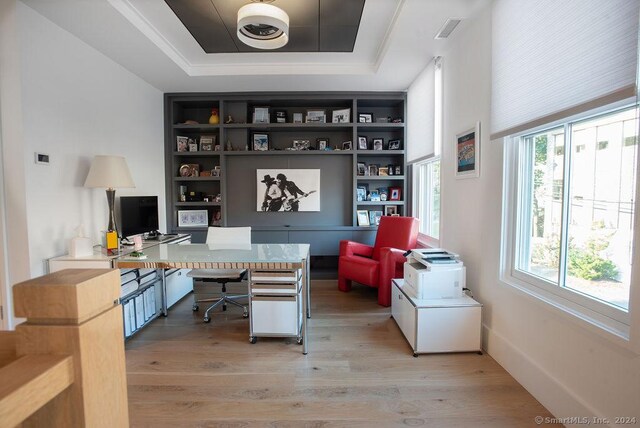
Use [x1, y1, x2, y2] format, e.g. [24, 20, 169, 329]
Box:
[164, 92, 407, 250]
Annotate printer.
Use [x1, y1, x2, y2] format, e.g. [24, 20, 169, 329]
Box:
[403, 248, 466, 299]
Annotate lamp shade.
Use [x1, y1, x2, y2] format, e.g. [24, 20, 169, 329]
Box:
[237, 3, 289, 50]
[84, 155, 135, 189]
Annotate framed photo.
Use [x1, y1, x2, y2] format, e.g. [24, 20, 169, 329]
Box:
[372, 138, 383, 151]
[388, 139, 401, 150]
[253, 133, 269, 151]
[395, 165, 402, 175]
[253, 106, 270, 124]
[385, 205, 398, 216]
[293, 140, 310, 150]
[358, 136, 368, 150]
[357, 210, 370, 226]
[332, 108, 350, 123]
[368, 164, 378, 176]
[317, 138, 329, 150]
[369, 210, 383, 226]
[200, 136, 215, 151]
[293, 113, 303, 123]
[370, 190, 380, 201]
[356, 186, 367, 201]
[211, 167, 221, 177]
[274, 110, 287, 123]
[188, 142, 198, 152]
[389, 187, 402, 201]
[456, 122, 481, 179]
[176, 136, 188, 152]
[179, 163, 199, 177]
[358, 113, 373, 123]
[378, 167, 389, 176]
[357, 162, 366, 176]
[178, 210, 208, 228]
[342, 141, 352, 150]
[306, 110, 326, 123]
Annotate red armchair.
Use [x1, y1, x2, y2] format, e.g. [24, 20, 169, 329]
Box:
[338, 216, 419, 306]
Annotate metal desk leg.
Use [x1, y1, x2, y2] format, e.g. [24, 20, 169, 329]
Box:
[159, 268, 168, 317]
[306, 253, 311, 319]
[302, 257, 308, 355]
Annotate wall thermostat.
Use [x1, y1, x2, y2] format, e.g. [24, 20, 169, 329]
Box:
[35, 152, 50, 165]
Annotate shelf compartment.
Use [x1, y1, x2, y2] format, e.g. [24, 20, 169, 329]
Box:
[223, 150, 354, 156]
[356, 201, 405, 206]
[173, 177, 221, 181]
[357, 176, 405, 180]
[175, 202, 222, 207]
[173, 151, 222, 156]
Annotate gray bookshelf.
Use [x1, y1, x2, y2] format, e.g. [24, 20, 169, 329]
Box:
[164, 92, 407, 252]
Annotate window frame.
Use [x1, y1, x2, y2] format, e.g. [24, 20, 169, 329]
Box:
[413, 156, 441, 247]
[501, 100, 638, 340]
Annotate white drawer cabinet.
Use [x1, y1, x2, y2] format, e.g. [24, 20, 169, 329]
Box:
[392, 279, 482, 356]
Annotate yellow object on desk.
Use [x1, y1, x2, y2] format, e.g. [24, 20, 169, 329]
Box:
[105, 230, 118, 252]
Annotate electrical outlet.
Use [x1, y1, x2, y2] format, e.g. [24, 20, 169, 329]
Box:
[35, 152, 50, 165]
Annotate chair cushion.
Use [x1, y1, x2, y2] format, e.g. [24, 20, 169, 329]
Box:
[187, 269, 247, 279]
[338, 255, 379, 288]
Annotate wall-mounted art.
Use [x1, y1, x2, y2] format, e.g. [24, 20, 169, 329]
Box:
[456, 122, 481, 179]
[257, 169, 320, 212]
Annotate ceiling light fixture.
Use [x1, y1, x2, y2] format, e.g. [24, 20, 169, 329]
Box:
[237, 1, 289, 50]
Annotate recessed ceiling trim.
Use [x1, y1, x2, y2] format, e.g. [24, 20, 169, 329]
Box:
[189, 62, 375, 76]
[372, 0, 405, 73]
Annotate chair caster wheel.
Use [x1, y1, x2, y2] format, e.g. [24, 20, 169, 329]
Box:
[203, 317, 211, 323]
[249, 337, 257, 344]
[192, 305, 199, 312]
[296, 338, 303, 345]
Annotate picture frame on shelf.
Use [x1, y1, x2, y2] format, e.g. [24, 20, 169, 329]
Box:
[332, 108, 350, 123]
[357, 210, 370, 226]
[370, 190, 380, 201]
[293, 112, 303, 123]
[200, 136, 215, 151]
[252, 106, 270, 124]
[179, 163, 199, 177]
[379, 188, 388, 201]
[456, 122, 481, 179]
[211, 167, 221, 177]
[358, 136, 368, 150]
[178, 210, 208, 228]
[356, 186, 367, 201]
[389, 187, 402, 201]
[292, 140, 310, 150]
[357, 162, 366, 176]
[342, 141, 352, 150]
[306, 110, 326, 123]
[395, 165, 402, 175]
[274, 110, 287, 123]
[378, 167, 389, 176]
[373, 138, 384, 151]
[188, 141, 198, 152]
[368, 164, 379, 176]
[316, 138, 329, 150]
[252, 133, 269, 151]
[385, 205, 398, 216]
[388, 139, 401, 150]
[176, 136, 188, 152]
[358, 113, 373, 123]
[369, 210, 383, 226]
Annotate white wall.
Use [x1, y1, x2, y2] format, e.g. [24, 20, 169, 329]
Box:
[437, 3, 640, 421]
[0, 1, 165, 327]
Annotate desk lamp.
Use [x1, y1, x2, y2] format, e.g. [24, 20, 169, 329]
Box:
[84, 155, 135, 250]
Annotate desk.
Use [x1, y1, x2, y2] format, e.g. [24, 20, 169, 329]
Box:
[115, 243, 311, 354]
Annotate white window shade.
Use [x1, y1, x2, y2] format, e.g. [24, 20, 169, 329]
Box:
[407, 60, 435, 162]
[491, 0, 639, 140]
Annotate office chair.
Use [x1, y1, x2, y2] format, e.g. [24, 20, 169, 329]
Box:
[188, 226, 251, 323]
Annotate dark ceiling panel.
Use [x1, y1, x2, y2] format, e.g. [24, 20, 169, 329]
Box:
[166, 0, 364, 53]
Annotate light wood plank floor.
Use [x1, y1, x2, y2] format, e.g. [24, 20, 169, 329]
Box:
[126, 280, 552, 427]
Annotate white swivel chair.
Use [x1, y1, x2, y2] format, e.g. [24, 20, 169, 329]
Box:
[188, 226, 251, 323]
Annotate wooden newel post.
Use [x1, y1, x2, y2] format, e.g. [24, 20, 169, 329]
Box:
[13, 269, 129, 427]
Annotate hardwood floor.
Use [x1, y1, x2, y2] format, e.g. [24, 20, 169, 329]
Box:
[126, 280, 552, 427]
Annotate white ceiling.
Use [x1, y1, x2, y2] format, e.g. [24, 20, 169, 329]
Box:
[20, 0, 489, 93]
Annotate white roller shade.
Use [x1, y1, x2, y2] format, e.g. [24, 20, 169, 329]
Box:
[491, 0, 639, 139]
[407, 60, 435, 162]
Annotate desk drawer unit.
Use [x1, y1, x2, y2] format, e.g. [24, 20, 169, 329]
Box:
[248, 269, 303, 344]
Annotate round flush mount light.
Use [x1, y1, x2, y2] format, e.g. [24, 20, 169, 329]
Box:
[237, 1, 289, 50]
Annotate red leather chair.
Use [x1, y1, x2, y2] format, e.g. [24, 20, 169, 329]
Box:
[338, 216, 419, 306]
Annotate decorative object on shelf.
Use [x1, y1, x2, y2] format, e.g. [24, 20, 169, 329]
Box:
[293, 112, 303, 123]
[342, 141, 352, 150]
[226, 139, 233, 151]
[176, 136, 188, 152]
[392, 118, 403, 123]
[257, 169, 320, 212]
[306, 109, 326, 123]
[376, 117, 391, 123]
[214, 144, 221, 151]
[237, 2, 289, 50]
[357, 210, 370, 226]
[84, 155, 135, 244]
[385, 205, 398, 216]
[179, 163, 199, 177]
[292, 140, 310, 150]
[358, 113, 373, 123]
[369, 210, 383, 226]
[253, 133, 269, 151]
[215, 194, 222, 202]
[211, 210, 222, 226]
[200, 170, 212, 177]
[456, 122, 481, 179]
[178, 210, 208, 228]
[187, 191, 204, 202]
[357, 162, 366, 176]
[395, 165, 402, 175]
[388, 139, 401, 150]
[316, 138, 328, 150]
[332, 108, 350, 123]
[253, 107, 270, 123]
[368, 164, 379, 176]
[357, 136, 368, 150]
[356, 186, 366, 201]
[370, 190, 380, 202]
[211, 167, 221, 177]
[387, 164, 395, 175]
[379, 188, 388, 201]
[373, 138, 383, 151]
[379, 167, 389, 176]
[200, 136, 215, 151]
[209, 108, 220, 124]
[225, 115, 234, 124]
[179, 185, 187, 202]
[183, 120, 199, 125]
[188, 141, 198, 152]
[275, 110, 287, 123]
[389, 187, 402, 201]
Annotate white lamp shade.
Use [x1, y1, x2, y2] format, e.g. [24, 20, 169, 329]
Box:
[237, 3, 289, 50]
[84, 155, 135, 188]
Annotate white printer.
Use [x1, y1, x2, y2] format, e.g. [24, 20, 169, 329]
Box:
[403, 248, 466, 299]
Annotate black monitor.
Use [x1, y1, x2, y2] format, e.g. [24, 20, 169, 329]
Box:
[120, 196, 159, 238]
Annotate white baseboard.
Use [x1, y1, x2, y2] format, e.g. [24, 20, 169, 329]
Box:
[483, 324, 613, 426]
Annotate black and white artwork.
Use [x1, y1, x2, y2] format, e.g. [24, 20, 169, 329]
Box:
[257, 169, 320, 212]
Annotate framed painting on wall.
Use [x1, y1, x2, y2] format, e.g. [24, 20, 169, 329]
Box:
[456, 122, 480, 179]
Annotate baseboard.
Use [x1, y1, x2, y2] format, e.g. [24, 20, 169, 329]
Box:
[483, 324, 613, 425]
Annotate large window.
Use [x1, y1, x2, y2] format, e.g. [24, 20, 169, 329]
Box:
[507, 104, 638, 327]
[414, 158, 440, 239]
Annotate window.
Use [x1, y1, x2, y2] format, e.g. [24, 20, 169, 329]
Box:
[505, 104, 638, 329]
[414, 158, 440, 239]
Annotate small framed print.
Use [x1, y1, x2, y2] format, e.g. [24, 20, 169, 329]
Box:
[388, 139, 401, 150]
[378, 167, 389, 176]
[357, 210, 370, 226]
[200, 136, 215, 151]
[342, 141, 352, 150]
[176, 136, 188, 152]
[293, 113, 303, 123]
[369, 210, 383, 226]
[372, 138, 383, 151]
[385, 205, 398, 216]
[211, 167, 221, 177]
[357, 162, 366, 176]
[252, 133, 269, 151]
[356, 186, 367, 201]
[358, 113, 373, 123]
[306, 110, 326, 123]
[274, 110, 287, 123]
[357, 136, 368, 150]
[178, 210, 208, 228]
[293, 140, 310, 150]
[253, 106, 270, 124]
[188, 142, 198, 152]
[179, 163, 199, 177]
[456, 122, 481, 179]
[395, 165, 402, 175]
[332, 108, 350, 123]
[389, 187, 402, 201]
[370, 190, 380, 201]
[317, 138, 329, 150]
[368, 164, 378, 176]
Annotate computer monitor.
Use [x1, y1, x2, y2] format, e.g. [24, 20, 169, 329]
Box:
[120, 196, 159, 238]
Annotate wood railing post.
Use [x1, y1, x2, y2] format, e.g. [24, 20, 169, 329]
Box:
[12, 269, 129, 428]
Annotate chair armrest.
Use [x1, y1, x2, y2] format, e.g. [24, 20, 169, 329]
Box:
[339, 240, 374, 258]
[377, 247, 408, 306]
